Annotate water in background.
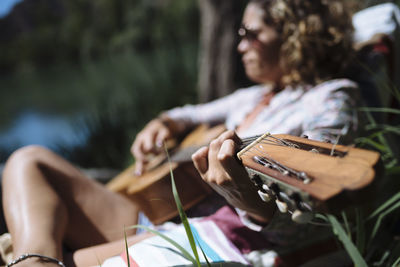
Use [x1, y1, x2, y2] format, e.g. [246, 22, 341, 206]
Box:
[0, 110, 88, 153]
[0, 0, 23, 18]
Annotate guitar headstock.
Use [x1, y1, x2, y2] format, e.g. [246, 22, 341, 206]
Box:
[237, 133, 381, 223]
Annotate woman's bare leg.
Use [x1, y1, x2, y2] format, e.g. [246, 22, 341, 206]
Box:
[2, 145, 139, 266]
[71, 232, 154, 266]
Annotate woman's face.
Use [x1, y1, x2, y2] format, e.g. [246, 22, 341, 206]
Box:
[238, 3, 282, 85]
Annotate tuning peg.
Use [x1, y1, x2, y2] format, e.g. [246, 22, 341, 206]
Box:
[275, 199, 288, 213]
[291, 209, 314, 224]
[258, 190, 272, 202]
[251, 174, 263, 187]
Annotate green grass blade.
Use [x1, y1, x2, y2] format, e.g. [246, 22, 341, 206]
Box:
[386, 166, 400, 175]
[373, 250, 390, 266]
[165, 143, 201, 266]
[315, 213, 328, 221]
[355, 137, 388, 152]
[367, 192, 400, 220]
[359, 111, 396, 161]
[392, 257, 400, 267]
[341, 211, 351, 239]
[196, 236, 211, 267]
[355, 209, 365, 255]
[170, 165, 201, 266]
[365, 124, 400, 135]
[326, 214, 368, 267]
[97, 257, 102, 267]
[124, 227, 131, 267]
[387, 241, 400, 266]
[358, 107, 400, 114]
[125, 224, 197, 264]
[368, 200, 400, 243]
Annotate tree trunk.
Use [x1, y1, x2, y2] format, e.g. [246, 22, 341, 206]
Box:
[197, 0, 247, 102]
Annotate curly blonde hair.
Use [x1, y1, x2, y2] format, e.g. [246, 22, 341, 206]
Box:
[251, 0, 354, 86]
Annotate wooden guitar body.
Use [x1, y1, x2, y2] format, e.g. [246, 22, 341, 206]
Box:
[106, 124, 226, 225]
[237, 133, 381, 222]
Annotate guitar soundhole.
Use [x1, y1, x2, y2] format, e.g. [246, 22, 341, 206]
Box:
[283, 139, 347, 157]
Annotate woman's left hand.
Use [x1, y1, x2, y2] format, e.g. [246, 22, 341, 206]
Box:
[192, 130, 275, 223]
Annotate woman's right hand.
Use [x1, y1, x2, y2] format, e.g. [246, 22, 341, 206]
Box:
[131, 117, 183, 175]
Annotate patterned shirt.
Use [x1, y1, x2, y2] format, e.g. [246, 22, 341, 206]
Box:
[165, 78, 360, 144]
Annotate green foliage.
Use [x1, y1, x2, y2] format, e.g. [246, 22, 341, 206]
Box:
[323, 103, 400, 265]
[124, 229, 130, 267]
[0, 0, 199, 72]
[0, 43, 199, 168]
[126, 224, 200, 265]
[319, 190, 400, 266]
[0, 0, 199, 121]
[166, 145, 202, 266]
[0, 0, 65, 71]
[56, 43, 198, 168]
[322, 24, 400, 262]
[318, 214, 368, 267]
[0, 0, 199, 168]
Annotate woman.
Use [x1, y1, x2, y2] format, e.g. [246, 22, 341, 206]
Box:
[2, 0, 358, 266]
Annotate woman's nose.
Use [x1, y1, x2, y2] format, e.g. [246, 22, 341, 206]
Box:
[237, 38, 250, 54]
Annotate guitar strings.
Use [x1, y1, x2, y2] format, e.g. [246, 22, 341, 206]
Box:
[250, 145, 312, 184]
[240, 135, 261, 149]
[241, 134, 312, 184]
[260, 135, 299, 148]
[239, 134, 299, 150]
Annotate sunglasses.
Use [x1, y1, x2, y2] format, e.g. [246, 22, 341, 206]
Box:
[238, 25, 261, 42]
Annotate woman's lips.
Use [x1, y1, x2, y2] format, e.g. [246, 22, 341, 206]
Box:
[243, 58, 257, 68]
[242, 55, 257, 66]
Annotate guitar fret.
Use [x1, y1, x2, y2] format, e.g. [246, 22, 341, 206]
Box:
[237, 132, 272, 159]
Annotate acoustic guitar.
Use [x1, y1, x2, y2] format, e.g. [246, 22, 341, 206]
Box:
[107, 125, 380, 225]
[106, 124, 227, 225]
[237, 132, 381, 223]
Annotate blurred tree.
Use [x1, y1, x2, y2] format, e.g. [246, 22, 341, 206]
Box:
[0, 0, 199, 72]
[197, 0, 249, 102]
[0, 0, 201, 167]
[0, 0, 65, 72]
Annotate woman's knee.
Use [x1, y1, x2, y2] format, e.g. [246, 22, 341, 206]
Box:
[2, 145, 53, 184]
[6, 145, 51, 166]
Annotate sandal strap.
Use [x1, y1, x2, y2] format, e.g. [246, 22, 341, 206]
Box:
[6, 253, 65, 267]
